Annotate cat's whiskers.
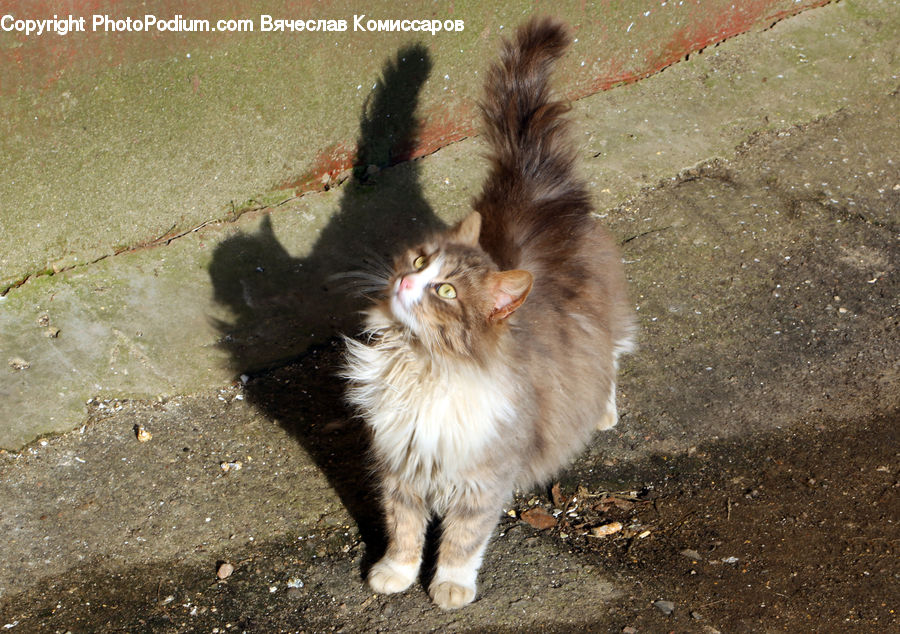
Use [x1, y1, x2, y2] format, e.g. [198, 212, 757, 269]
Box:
[329, 269, 391, 300]
[330, 247, 394, 294]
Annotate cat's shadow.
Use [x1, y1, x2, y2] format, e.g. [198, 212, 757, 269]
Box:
[208, 44, 445, 571]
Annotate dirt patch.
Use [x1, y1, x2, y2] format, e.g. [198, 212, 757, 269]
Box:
[570, 411, 899, 632]
[1, 386, 895, 632]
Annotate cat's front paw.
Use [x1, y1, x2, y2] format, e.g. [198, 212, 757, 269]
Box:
[368, 558, 418, 595]
[429, 580, 476, 610]
[596, 406, 618, 430]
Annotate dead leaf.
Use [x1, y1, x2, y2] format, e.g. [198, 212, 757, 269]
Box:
[612, 497, 635, 511]
[594, 495, 636, 513]
[520, 507, 557, 530]
[590, 521, 623, 537]
[550, 482, 568, 509]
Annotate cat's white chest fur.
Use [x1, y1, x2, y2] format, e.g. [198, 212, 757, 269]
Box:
[344, 328, 515, 504]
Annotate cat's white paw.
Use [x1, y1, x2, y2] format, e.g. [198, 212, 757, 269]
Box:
[596, 406, 618, 430]
[430, 558, 480, 609]
[597, 382, 618, 430]
[367, 558, 418, 595]
[429, 580, 476, 610]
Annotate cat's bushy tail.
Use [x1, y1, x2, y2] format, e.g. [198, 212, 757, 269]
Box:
[475, 17, 592, 270]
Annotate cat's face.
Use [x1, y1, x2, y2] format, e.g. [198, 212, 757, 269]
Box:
[379, 212, 533, 357]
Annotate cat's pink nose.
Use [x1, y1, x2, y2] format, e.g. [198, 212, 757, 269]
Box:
[398, 275, 414, 292]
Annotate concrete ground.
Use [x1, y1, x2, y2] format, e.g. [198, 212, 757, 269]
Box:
[3, 0, 888, 451]
[1, 1, 898, 632]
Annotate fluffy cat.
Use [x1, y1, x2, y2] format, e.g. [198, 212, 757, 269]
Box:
[342, 17, 634, 609]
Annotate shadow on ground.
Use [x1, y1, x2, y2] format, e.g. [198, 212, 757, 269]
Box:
[207, 44, 445, 564]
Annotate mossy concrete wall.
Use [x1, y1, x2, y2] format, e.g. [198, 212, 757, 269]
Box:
[2, 0, 827, 292]
[2, 0, 897, 449]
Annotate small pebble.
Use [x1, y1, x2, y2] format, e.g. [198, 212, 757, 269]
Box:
[217, 562, 234, 579]
[135, 426, 152, 442]
[653, 599, 675, 615]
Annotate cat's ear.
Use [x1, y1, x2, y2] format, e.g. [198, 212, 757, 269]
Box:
[488, 270, 533, 322]
[452, 211, 482, 247]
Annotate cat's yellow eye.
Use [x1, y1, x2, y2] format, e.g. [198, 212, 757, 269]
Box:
[436, 283, 457, 299]
[413, 255, 427, 270]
